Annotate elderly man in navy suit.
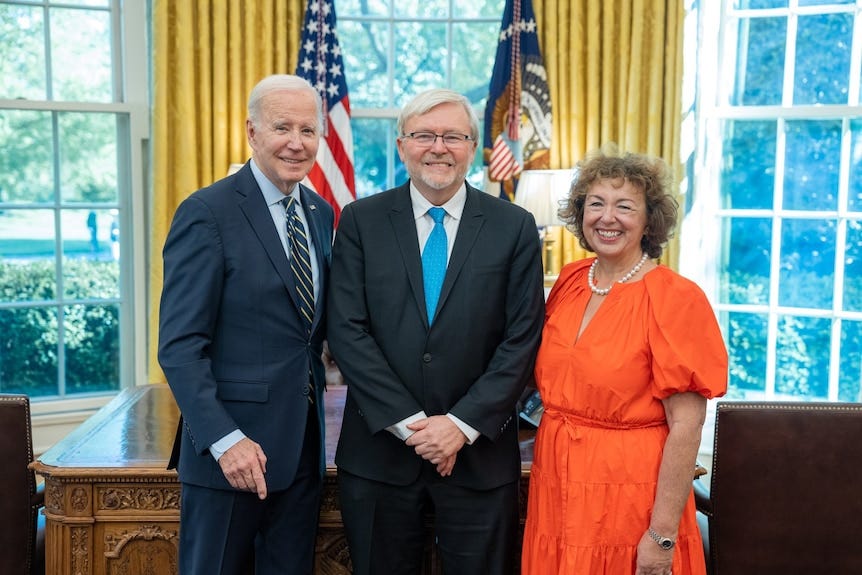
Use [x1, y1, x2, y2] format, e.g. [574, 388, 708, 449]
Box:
[159, 74, 334, 575]
[327, 88, 545, 575]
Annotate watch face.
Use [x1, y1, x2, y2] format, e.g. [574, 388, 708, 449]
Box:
[660, 539, 674, 550]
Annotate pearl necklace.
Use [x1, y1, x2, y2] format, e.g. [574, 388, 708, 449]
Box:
[588, 252, 649, 296]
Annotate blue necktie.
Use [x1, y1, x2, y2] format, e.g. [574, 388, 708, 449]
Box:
[422, 207, 447, 325]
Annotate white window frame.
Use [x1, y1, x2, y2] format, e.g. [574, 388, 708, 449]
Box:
[685, 0, 862, 466]
[0, 0, 149, 439]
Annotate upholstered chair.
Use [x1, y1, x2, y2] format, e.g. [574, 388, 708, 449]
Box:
[0, 394, 45, 575]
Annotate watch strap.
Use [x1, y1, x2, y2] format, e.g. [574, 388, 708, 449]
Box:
[647, 527, 676, 550]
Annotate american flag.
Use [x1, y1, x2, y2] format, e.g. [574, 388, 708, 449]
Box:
[483, 0, 552, 201]
[296, 0, 356, 223]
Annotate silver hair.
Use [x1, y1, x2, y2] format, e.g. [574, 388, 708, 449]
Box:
[397, 89, 480, 141]
[247, 75, 323, 130]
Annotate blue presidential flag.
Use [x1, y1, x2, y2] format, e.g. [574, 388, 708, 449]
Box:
[483, 0, 552, 200]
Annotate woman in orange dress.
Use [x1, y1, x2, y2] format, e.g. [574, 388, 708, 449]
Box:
[521, 146, 728, 575]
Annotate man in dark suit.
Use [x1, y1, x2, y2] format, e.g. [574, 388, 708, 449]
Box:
[327, 88, 545, 575]
[158, 74, 334, 575]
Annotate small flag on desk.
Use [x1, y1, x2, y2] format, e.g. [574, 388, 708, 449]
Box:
[296, 0, 356, 224]
[483, 0, 552, 201]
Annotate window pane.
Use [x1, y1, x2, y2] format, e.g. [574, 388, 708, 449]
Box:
[0, 4, 46, 99]
[794, 13, 852, 105]
[798, 0, 854, 7]
[0, 307, 59, 396]
[720, 120, 776, 209]
[0, 110, 55, 203]
[52, 0, 111, 7]
[353, 118, 394, 198]
[849, 118, 862, 212]
[338, 0, 389, 17]
[61, 209, 120, 299]
[720, 217, 771, 305]
[733, 0, 787, 8]
[0, 209, 57, 302]
[64, 303, 119, 393]
[839, 320, 862, 402]
[776, 315, 830, 398]
[729, 16, 786, 106]
[454, 0, 505, 18]
[725, 311, 768, 396]
[395, 0, 446, 18]
[393, 22, 447, 107]
[340, 20, 389, 108]
[783, 120, 840, 211]
[50, 7, 112, 102]
[452, 22, 499, 109]
[58, 112, 118, 203]
[467, 119, 487, 189]
[779, 219, 836, 309]
[845, 220, 862, 312]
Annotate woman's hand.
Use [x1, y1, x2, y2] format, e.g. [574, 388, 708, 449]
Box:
[635, 530, 673, 575]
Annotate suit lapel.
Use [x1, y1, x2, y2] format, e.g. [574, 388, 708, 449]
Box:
[234, 167, 304, 315]
[436, 185, 485, 316]
[388, 185, 429, 325]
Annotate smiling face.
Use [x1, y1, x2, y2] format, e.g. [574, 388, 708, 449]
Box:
[582, 177, 648, 264]
[396, 101, 478, 205]
[246, 88, 320, 195]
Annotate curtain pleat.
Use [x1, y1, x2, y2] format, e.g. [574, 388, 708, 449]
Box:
[148, 0, 305, 382]
[535, 0, 684, 271]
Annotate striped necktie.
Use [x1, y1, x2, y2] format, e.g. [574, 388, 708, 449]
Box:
[283, 196, 314, 335]
[422, 207, 447, 325]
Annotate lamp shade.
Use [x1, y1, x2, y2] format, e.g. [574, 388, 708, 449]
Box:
[514, 169, 576, 227]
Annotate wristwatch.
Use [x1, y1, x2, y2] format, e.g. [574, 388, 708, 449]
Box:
[648, 527, 675, 551]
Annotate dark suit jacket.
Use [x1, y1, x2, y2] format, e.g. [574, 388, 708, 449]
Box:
[158, 162, 334, 492]
[327, 182, 544, 490]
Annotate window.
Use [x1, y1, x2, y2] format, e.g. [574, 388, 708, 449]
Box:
[337, 0, 505, 197]
[0, 0, 148, 400]
[689, 0, 862, 402]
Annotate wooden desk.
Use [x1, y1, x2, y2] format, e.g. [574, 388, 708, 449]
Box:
[32, 384, 534, 575]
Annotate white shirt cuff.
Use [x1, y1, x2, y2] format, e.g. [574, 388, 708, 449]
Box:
[446, 413, 480, 445]
[209, 429, 245, 461]
[386, 411, 428, 441]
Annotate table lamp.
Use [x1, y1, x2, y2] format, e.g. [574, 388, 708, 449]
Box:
[515, 169, 576, 276]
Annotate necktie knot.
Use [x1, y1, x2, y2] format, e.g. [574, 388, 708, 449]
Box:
[283, 195, 297, 216]
[428, 206, 446, 224]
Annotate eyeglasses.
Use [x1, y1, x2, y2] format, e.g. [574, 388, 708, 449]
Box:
[402, 131, 474, 147]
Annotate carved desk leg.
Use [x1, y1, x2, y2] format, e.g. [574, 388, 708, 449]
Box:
[315, 473, 352, 574]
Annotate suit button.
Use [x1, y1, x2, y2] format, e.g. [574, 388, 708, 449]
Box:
[422, 353, 432, 363]
[302, 384, 310, 395]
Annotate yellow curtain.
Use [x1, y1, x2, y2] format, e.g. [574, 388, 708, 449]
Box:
[148, 0, 305, 382]
[534, 0, 684, 272]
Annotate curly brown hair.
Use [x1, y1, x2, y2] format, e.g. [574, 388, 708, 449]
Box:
[559, 144, 678, 259]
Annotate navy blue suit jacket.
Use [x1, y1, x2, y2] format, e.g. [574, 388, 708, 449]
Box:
[159, 162, 333, 492]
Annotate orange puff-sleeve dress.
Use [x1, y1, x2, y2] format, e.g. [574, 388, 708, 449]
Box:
[521, 258, 728, 575]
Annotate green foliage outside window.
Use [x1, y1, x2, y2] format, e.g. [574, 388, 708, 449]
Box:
[0, 259, 120, 397]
